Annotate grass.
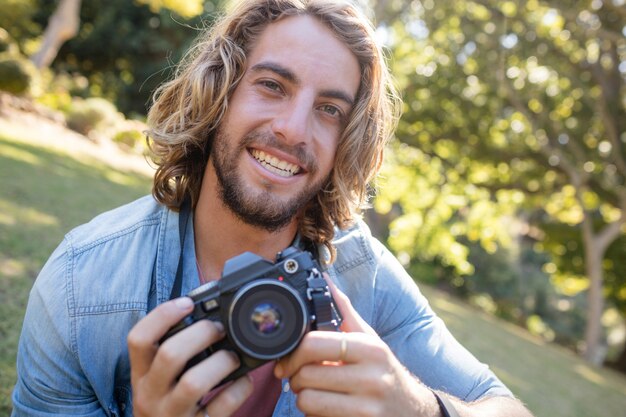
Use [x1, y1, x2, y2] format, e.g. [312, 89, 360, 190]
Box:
[0, 133, 151, 414]
[421, 285, 626, 417]
[1, 130, 626, 416]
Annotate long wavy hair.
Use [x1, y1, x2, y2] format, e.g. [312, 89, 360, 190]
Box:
[147, 0, 401, 262]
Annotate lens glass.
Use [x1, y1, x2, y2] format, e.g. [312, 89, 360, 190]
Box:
[229, 280, 308, 360]
[251, 303, 282, 335]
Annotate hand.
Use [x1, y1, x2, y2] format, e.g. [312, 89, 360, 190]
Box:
[274, 279, 438, 417]
[127, 297, 253, 417]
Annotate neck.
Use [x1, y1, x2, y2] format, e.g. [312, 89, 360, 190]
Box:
[193, 166, 299, 281]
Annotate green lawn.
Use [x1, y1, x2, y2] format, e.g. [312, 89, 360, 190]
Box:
[0, 133, 151, 414]
[1, 132, 625, 416]
[421, 285, 626, 417]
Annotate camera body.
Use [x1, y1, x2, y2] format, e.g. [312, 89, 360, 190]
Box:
[161, 246, 342, 385]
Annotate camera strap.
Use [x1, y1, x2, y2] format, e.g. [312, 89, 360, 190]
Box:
[432, 391, 461, 417]
[169, 198, 191, 300]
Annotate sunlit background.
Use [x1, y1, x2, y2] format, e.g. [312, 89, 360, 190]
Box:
[0, 0, 625, 416]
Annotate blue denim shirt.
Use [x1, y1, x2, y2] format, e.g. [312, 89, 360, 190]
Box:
[12, 196, 512, 416]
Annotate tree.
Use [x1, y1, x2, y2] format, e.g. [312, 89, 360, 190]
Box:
[31, 0, 81, 69]
[30, 0, 204, 69]
[27, 0, 216, 114]
[373, 0, 625, 365]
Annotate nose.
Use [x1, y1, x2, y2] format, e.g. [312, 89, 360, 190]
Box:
[270, 95, 313, 146]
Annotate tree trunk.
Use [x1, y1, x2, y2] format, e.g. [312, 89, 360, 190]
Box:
[580, 203, 626, 365]
[581, 221, 606, 365]
[31, 0, 82, 69]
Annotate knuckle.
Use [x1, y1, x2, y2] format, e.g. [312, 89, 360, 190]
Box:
[295, 389, 313, 410]
[177, 374, 205, 397]
[299, 333, 317, 351]
[368, 343, 390, 362]
[126, 331, 146, 350]
[219, 387, 246, 410]
[216, 350, 240, 368]
[156, 342, 182, 366]
[132, 393, 153, 417]
[364, 369, 390, 396]
[298, 364, 316, 381]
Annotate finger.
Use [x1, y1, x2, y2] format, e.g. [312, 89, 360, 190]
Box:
[323, 274, 376, 335]
[128, 297, 194, 378]
[276, 332, 382, 378]
[289, 363, 360, 394]
[145, 319, 226, 393]
[170, 350, 242, 410]
[295, 388, 376, 417]
[202, 375, 254, 417]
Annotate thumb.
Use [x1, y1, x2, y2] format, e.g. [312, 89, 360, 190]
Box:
[324, 273, 377, 336]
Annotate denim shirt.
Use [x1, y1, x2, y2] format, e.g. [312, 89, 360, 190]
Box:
[12, 196, 512, 416]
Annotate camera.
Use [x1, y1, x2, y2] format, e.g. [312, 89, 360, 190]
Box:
[161, 246, 342, 385]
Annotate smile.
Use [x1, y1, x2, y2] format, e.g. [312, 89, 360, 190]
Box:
[250, 149, 302, 178]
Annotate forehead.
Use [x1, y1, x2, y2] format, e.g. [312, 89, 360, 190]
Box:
[245, 14, 361, 98]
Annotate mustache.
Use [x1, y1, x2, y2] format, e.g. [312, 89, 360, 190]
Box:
[240, 131, 317, 174]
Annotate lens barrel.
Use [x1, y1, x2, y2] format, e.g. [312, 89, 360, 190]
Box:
[228, 279, 308, 360]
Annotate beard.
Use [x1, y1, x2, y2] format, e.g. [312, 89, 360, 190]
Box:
[210, 129, 327, 232]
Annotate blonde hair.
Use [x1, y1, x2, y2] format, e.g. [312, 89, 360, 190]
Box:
[147, 0, 400, 261]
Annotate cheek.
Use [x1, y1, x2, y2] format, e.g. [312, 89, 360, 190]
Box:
[318, 140, 338, 175]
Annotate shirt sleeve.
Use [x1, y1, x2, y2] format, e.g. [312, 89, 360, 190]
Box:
[368, 238, 514, 401]
[11, 239, 107, 417]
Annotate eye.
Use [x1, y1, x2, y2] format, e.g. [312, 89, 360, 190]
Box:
[259, 79, 282, 92]
[319, 104, 342, 117]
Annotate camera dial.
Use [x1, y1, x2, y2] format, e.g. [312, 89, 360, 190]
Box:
[284, 259, 299, 274]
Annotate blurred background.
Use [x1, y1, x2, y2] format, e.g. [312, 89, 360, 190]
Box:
[0, 0, 625, 415]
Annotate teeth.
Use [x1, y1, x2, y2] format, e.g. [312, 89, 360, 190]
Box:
[251, 150, 301, 177]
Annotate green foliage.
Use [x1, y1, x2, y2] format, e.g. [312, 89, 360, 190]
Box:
[36, 72, 90, 113]
[377, 140, 520, 276]
[0, 28, 18, 55]
[41, 0, 223, 115]
[0, 0, 40, 51]
[135, 0, 205, 18]
[372, 0, 626, 359]
[0, 56, 36, 95]
[112, 128, 144, 149]
[37, 91, 73, 113]
[65, 97, 122, 135]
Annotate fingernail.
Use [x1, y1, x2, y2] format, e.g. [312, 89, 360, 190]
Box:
[213, 321, 225, 333]
[229, 351, 241, 365]
[174, 297, 193, 309]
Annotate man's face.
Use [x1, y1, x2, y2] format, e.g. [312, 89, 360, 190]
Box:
[210, 14, 361, 231]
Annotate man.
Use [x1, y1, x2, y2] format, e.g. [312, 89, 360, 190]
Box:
[12, 0, 534, 416]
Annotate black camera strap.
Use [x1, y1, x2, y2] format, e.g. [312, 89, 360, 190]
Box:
[169, 198, 191, 300]
[432, 391, 461, 417]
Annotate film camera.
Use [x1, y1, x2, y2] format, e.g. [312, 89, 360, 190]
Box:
[161, 246, 342, 385]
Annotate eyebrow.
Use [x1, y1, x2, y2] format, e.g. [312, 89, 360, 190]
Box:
[250, 61, 355, 107]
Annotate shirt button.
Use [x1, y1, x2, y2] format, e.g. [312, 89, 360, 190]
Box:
[283, 382, 290, 392]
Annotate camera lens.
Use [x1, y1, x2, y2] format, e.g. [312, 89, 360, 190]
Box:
[251, 303, 282, 335]
[229, 279, 308, 360]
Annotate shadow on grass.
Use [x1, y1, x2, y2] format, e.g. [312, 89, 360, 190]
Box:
[0, 135, 152, 415]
